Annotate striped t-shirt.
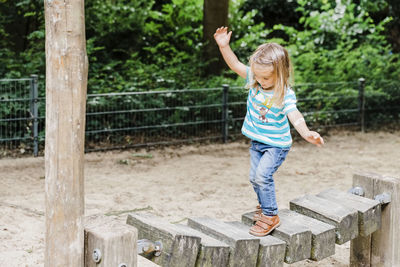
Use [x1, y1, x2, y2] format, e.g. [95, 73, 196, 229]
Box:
[241, 67, 298, 148]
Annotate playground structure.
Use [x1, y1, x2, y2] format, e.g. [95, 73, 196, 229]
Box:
[63, 171, 399, 267]
[124, 172, 399, 267]
[43, 1, 399, 267]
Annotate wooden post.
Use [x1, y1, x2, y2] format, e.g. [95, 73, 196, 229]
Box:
[85, 215, 138, 267]
[350, 172, 400, 267]
[44, 0, 88, 266]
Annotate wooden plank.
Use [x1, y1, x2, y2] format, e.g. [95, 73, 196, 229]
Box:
[350, 172, 376, 266]
[138, 255, 161, 267]
[290, 194, 359, 244]
[126, 213, 200, 267]
[317, 188, 381, 236]
[278, 209, 336, 261]
[187, 216, 259, 267]
[84, 215, 137, 267]
[370, 175, 400, 267]
[242, 211, 312, 264]
[226, 221, 285, 267]
[44, 0, 88, 266]
[175, 224, 230, 267]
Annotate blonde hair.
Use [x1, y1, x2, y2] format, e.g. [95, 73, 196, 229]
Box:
[248, 43, 293, 107]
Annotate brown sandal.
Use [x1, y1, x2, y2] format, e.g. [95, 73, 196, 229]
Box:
[252, 205, 262, 222]
[249, 213, 280, 237]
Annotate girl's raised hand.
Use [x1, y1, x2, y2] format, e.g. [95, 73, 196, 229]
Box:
[304, 131, 324, 147]
[214, 27, 232, 48]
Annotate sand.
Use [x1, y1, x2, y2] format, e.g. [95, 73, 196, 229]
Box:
[0, 130, 399, 267]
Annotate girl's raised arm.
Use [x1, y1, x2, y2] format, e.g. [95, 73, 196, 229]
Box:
[214, 27, 247, 79]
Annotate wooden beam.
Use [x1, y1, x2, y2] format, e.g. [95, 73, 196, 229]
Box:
[227, 221, 286, 267]
[84, 215, 137, 267]
[370, 174, 400, 266]
[290, 194, 359, 244]
[278, 209, 336, 261]
[188, 216, 260, 267]
[126, 213, 201, 267]
[242, 211, 312, 264]
[350, 172, 376, 266]
[175, 224, 230, 267]
[317, 188, 381, 237]
[350, 172, 400, 267]
[44, 0, 88, 266]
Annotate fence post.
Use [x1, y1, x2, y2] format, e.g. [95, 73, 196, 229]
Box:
[222, 84, 229, 143]
[358, 78, 365, 133]
[30, 74, 39, 157]
[350, 172, 400, 267]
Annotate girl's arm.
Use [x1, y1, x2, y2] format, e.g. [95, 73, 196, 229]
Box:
[288, 110, 324, 147]
[214, 27, 247, 79]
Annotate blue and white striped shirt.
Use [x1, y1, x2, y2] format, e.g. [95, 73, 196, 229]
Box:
[241, 67, 298, 148]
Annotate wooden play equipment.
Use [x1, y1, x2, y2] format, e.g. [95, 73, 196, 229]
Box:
[43, 2, 398, 267]
[44, 1, 137, 266]
[44, 0, 88, 266]
[128, 172, 399, 267]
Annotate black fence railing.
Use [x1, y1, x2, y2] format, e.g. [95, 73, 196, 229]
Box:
[1, 77, 399, 156]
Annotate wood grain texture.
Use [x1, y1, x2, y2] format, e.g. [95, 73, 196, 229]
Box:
[44, 0, 88, 266]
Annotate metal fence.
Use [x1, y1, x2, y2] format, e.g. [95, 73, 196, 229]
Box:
[1, 77, 399, 157]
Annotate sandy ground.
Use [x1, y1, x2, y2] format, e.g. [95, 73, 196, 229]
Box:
[0, 130, 399, 267]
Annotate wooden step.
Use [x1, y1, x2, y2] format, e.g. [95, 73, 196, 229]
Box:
[316, 188, 381, 236]
[188, 216, 259, 267]
[242, 211, 312, 264]
[290, 194, 359, 244]
[278, 209, 336, 261]
[175, 224, 230, 267]
[226, 221, 285, 267]
[85, 214, 137, 267]
[126, 213, 200, 267]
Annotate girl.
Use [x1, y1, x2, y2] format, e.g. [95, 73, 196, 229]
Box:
[214, 27, 324, 237]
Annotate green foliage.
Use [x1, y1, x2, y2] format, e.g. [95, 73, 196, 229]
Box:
[1, 0, 399, 149]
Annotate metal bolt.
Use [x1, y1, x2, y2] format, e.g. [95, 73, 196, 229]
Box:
[348, 186, 365, 197]
[154, 241, 163, 257]
[374, 193, 391, 205]
[92, 248, 102, 263]
[118, 264, 127, 267]
[137, 239, 163, 256]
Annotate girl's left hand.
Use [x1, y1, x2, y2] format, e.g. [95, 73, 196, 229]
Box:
[304, 131, 324, 147]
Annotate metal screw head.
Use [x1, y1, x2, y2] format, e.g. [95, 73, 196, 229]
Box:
[154, 241, 163, 257]
[348, 186, 365, 197]
[118, 264, 127, 267]
[374, 192, 391, 205]
[92, 248, 102, 263]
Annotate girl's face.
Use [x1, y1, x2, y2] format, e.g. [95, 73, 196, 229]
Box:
[253, 64, 275, 91]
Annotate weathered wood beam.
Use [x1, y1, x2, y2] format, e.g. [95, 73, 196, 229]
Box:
[278, 209, 336, 261]
[226, 221, 286, 267]
[290, 194, 359, 244]
[317, 188, 381, 236]
[188, 216, 260, 267]
[84, 215, 137, 267]
[126, 213, 200, 267]
[44, 0, 88, 266]
[175, 224, 230, 267]
[242, 211, 312, 264]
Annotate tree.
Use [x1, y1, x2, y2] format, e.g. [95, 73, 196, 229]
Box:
[203, 0, 229, 75]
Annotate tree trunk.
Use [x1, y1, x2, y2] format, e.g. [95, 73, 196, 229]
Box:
[203, 0, 229, 75]
[44, 0, 88, 266]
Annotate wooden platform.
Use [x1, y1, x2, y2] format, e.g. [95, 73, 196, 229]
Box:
[124, 173, 398, 267]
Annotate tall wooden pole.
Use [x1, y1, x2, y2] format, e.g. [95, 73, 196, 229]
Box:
[44, 0, 88, 266]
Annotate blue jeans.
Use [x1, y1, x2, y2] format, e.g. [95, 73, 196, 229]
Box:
[249, 140, 290, 216]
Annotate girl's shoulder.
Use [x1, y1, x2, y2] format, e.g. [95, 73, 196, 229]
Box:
[284, 86, 297, 99]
